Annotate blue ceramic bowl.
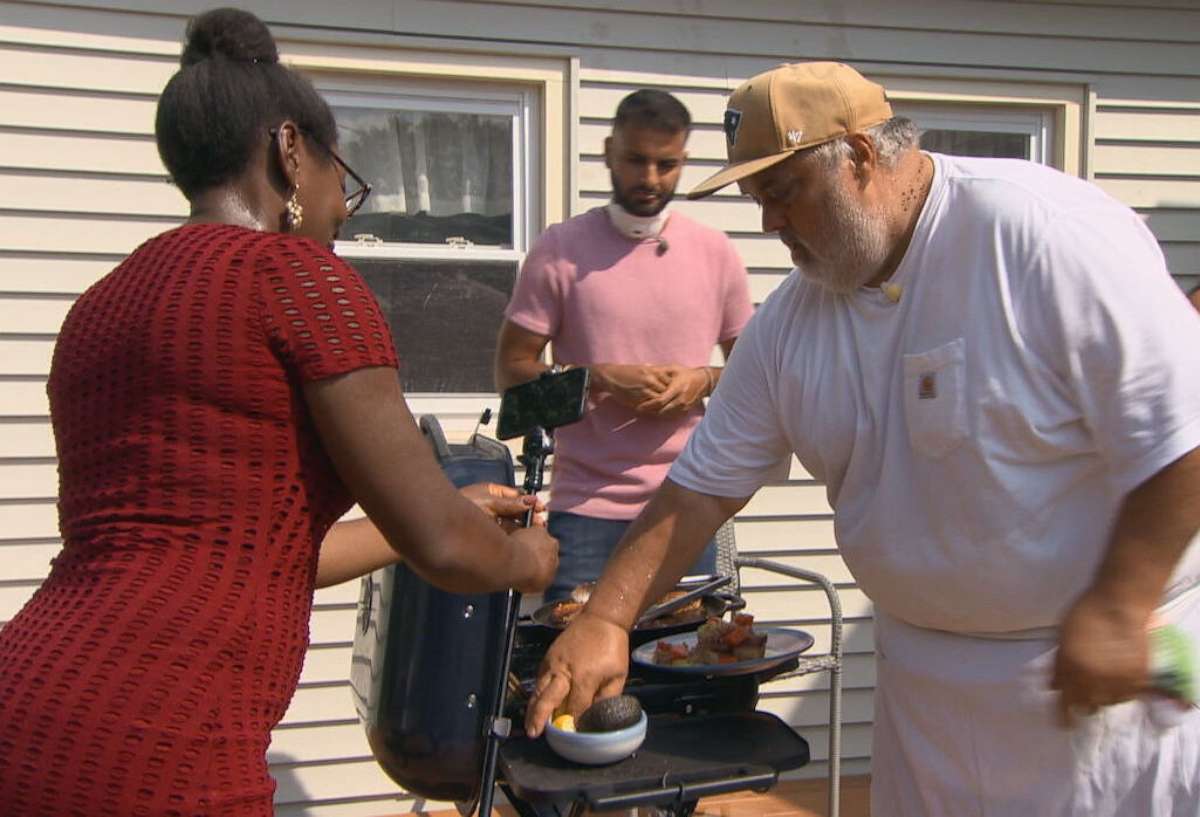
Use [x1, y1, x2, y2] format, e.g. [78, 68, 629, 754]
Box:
[544, 710, 648, 765]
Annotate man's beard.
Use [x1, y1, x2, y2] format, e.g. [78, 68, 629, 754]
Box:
[610, 171, 675, 217]
[795, 177, 891, 295]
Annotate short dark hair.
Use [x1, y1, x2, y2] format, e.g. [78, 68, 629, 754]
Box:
[154, 7, 338, 199]
[613, 89, 691, 135]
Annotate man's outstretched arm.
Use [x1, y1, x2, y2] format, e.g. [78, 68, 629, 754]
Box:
[525, 478, 750, 736]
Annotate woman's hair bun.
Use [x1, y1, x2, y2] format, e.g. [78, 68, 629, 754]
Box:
[181, 7, 279, 67]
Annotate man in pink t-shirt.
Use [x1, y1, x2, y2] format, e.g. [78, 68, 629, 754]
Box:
[496, 89, 753, 601]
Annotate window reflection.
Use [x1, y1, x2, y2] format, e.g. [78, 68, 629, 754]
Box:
[920, 129, 1030, 160]
[335, 107, 514, 246]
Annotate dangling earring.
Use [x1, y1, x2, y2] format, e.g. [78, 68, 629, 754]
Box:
[284, 184, 304, 232]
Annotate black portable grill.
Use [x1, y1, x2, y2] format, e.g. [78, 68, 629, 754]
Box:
[350, 417, 815, 817]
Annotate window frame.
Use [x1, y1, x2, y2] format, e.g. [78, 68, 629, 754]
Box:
[283, 44, 572, 399]
[876, 75, 1088, 176]
[894, 101, 1052, 164]
[323, 82, 539, 262]
[317, 80, 536, 396]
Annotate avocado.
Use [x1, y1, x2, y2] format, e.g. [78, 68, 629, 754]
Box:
[576, 694, 643, 733]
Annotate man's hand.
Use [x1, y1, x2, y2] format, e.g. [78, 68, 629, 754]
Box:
[524, 611, 630, 737]
[1050, 447, 1200, 727]
[637, 366, 711, 416]
[508, 526, 559, 594]
[1050, 587, 1153, 727]
[590, 363, 674, 411]
[459, 482, 545, 532]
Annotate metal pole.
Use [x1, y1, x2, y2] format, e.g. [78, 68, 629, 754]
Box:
[734, 557, 842, 817]
[478, 426, 554, 816]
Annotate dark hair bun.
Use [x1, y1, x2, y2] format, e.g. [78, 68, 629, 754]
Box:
[181, 7, 279, 67]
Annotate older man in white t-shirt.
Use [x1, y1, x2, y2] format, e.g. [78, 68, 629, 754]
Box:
[524, 62, 1200, 816]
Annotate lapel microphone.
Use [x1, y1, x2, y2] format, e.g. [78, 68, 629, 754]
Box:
[607, 202, 671, 256]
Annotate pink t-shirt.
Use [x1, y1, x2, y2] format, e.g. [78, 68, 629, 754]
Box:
[505, 207, 753, 519]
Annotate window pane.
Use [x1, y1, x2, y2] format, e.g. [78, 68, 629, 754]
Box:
[919, 129, 1030, 159]
[334, 106, 514, 247]
[349, 258, 517, 393]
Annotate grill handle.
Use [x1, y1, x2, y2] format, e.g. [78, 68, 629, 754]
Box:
[586, 770, 778, 812]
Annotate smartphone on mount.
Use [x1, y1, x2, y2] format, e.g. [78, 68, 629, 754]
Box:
[495, 367, 589, 440]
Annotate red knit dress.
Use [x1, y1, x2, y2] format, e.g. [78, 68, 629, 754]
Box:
[0, 224, 398, 816]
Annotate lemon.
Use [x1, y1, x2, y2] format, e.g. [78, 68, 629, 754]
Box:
[552, 713, 576, 732]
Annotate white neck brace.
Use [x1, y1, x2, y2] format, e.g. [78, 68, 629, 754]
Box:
[607, 201, 670, 241]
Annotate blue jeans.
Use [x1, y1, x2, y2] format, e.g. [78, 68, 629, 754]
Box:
[543, 511, 717, 603]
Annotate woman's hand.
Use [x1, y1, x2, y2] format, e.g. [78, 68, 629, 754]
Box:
[460, 482, 545, 532]
[460, 483, 556, 591]
[508, 526, 560, 593]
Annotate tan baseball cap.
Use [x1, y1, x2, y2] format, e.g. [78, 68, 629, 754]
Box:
[687, 61, 893, 200]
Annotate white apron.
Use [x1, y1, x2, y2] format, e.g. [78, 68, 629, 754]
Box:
[871, 587, 1200, 816]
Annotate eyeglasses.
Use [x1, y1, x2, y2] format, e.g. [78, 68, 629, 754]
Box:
[327, 148, 372, 218]
[269, 127, 373, 218]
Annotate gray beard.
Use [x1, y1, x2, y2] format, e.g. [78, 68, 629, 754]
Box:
[799, 182, 892, 295]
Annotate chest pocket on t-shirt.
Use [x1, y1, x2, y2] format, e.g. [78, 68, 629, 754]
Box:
[902, 338, 967, 459]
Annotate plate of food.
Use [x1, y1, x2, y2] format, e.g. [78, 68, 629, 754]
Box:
[630, 613, 815, 677]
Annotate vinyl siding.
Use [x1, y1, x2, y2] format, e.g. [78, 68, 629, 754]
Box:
[1, 1, 1198, 814]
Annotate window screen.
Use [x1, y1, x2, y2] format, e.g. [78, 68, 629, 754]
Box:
[349, 258, 517, 393]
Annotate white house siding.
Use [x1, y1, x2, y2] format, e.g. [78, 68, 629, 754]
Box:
[0, 1, 1197, 814]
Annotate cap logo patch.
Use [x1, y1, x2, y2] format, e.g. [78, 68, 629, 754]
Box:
[787, 129, 804, 145]
[724, 108, 743, 147]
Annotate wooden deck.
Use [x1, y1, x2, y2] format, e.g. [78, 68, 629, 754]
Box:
[394, 775, 871, 817]
[685, 776, 870, 817]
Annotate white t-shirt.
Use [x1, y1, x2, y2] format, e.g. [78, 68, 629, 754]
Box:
[670, 153, 1200, 635]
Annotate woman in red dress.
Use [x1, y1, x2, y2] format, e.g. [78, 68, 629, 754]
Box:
[0, 8, 557, 816]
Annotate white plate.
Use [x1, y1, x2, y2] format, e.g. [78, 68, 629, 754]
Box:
[631, 627, 815, 677]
